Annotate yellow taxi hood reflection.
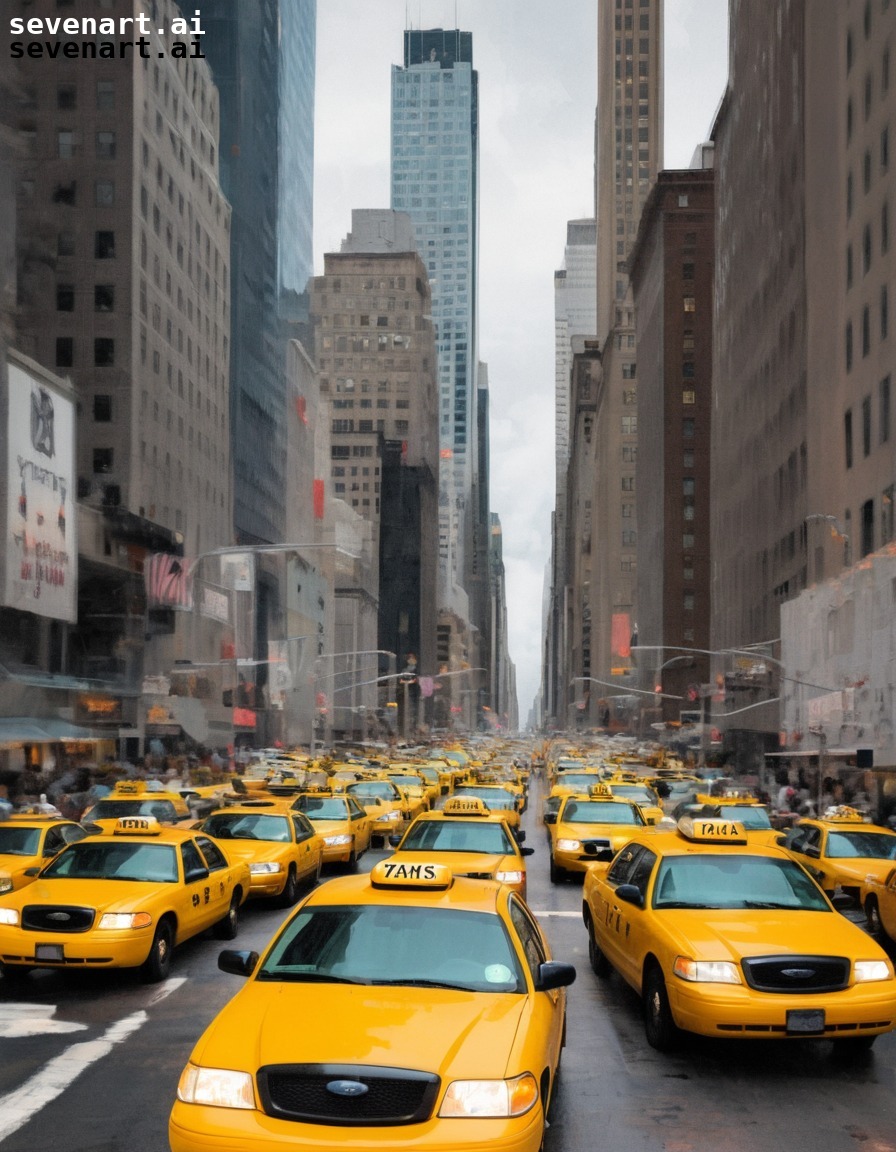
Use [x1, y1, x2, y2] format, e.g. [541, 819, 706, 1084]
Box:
[6, 876, 166, 911]
[190, 981, 529, 1079]
[660, 909, 849, 962]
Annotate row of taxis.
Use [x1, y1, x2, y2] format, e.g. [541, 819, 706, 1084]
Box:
[169, 762, 574, 1152]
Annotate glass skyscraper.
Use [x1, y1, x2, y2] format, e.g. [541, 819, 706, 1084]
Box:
[391, 29, 479, 607]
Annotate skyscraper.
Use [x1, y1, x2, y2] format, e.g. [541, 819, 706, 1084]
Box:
[391, 28, 479, 618]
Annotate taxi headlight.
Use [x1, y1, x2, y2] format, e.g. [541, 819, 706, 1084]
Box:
[248, 862, 282, 875]
[375, 812, 397, 823]
[854, 960, 893, 983]
[556, 838, 581, 852]
[0, 876, 12, 895]
[323, 833, 352, 846]
[439, 1073, 538, 1118]
[176, 1063, 255, 1110]
[496, 870, 523, 885]
[673, 957, 742, 984]
[98, 912, 153, 930]
[0, 907, 19, 926]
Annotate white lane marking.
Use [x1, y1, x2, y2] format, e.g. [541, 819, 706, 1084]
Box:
[0, 1003, 87, 1039]
[531, 910, 581, 917]
[146, 975, 187, 1005]
[0, 1009, 146, 1143]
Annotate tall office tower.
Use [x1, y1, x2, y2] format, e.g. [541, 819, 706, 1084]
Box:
[391, 28, 479, 619]
[592, 0, 663, 692]
[310, 210, 440, 684]
[555, 220, 598, 490]
[12, 0, 232, 555]
[203, 0, 316, 547]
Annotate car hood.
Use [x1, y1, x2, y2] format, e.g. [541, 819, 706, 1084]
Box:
[217, 841, 285, 865]
[5, 876, 173, 911]
[661, 908, 882, 960]
[192, 982, 528, 1078]
[826, 858, 896, 884]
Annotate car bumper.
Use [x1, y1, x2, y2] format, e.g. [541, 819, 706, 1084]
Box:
[0, 926, 153, 970]
[668, 976, 896, 1039]
[170, 1103, 545, 1152]
[247, 874, 286, 898]
[553, 848, 610, 874]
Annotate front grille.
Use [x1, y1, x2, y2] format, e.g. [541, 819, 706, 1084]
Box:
[741, 954, 850, 994]
[256, 1064, 440, 1126]
[580, 840, 613, 859]
[22, 905, 95, 933]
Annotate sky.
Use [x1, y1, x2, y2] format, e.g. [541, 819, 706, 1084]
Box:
[313, 0, 730, 723]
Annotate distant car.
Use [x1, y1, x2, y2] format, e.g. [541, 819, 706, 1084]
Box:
[288, 791, 372, 868]
[780, 807, 896, 905]
[81, 780, 193, 829]
[169, 860, 574, 1152]
[0, 817, 250, 982]
[0, 814, 90, 894]
[547, 787, 648, 883]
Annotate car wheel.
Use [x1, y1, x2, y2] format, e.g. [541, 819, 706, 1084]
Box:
[141, 919, 174, 983]
[643, 964, 678, 1052]
[213, 893, 240, 940]
[346, 842, 359, 871]
[312, 853, 323, 885]
[278, 866, 298, 908]
[586, 916, 613, 977]
[549, 856, 565, 884]
[865, 895, 884, 937]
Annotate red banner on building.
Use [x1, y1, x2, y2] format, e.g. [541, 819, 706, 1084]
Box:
[313, 478, 325, 520]
[611, 612, 631, 659]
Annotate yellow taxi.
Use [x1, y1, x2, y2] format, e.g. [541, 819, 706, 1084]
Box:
[169, 860, 574, 1152]
[343, 779, 421, 845]
[541, 770, 605, 823]
[389, 797, 535, 897]
[581, 816, 896, 1054]
[546, 785, 648, 883]
[195, 806, 323, 906]
[603, 779, 665, 826]
[451, 784, 522, 833]
[0, 812, 91, 895]
[672, 792, 779, 846]
[864, 865, 896, 942]
[287, 791, 372, 868]
[0, 817, 250, 983]
[81, 780, 193, 829]
[780, 806, 896, 904]
[385, 768, 439, 811]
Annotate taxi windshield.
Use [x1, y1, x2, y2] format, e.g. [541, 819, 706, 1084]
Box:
[555, 774, 603, 790]
[85, 799, 179, 822]
[716, 804, 772, 830]
[608, 785, 660, 806]
[454, 788, 516, 810]
[41, 840, 178, 883]
[203, 813, 290, 842]
[0, 826, 42, 855]
[388, 775, 423, 787]
[824, 830, 896, 859]
[291, 797, 349, 820]
[653, 854, 829, 911]
[258, 904, 526, 993]
[347, 782, 400, 802]
[401, 821, 516, 855]
[562, 800, 644, 825]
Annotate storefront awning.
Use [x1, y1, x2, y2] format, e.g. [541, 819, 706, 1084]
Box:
[0, 717, 107, 747]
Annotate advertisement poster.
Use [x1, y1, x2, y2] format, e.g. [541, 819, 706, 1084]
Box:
[4, 358, 77, 622]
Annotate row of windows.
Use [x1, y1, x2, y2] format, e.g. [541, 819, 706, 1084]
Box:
[332, 420, 410, 435]
[844, 376, 891, 467]
[332, 399, 410, 410]
[845, 288, 889, 368]
[55, 337, 114, 368]
[57, 284, 114, 312]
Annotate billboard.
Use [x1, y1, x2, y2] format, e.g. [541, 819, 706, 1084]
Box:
[4, 358, 77, 622]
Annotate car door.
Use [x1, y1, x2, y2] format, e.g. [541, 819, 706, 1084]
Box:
[613, 846, 659, 990]
[347, 797, 371, 851]
[291, 814, 320, 880]
[179, 838, 216, 940]
[594, 843, 646, 977]
[508, 897, 565, 1070]
[195, 834, 236, 924]
[784, 824, 826, 886]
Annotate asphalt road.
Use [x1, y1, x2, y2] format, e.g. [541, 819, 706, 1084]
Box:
[2, 778, 896, 1152]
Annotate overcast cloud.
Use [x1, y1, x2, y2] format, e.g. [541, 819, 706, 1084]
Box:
[314, 0, 729, 721]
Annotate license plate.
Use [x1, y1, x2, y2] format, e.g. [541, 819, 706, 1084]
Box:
[35, 943, 65, 962]
[786, 1009, 825, 1034]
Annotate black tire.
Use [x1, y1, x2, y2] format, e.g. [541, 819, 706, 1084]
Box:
[213, 893, 241, 940]
[549, 856, 566, 884]
[586, 916, 613, 978]
[311, 853, 323, 886]
[643, 964, 678, 1052]
[865, 895, 883, 937]
[345, 842, 359, 871]
[278, 866, 298, 908]
[141, 919, 174, 983]
[832, 1035, 877, 1058]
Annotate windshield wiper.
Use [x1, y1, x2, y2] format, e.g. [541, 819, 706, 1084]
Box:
[256, 971, 372, 984]
[368, 977, 472, 990]
[655, 901, 715, 909]
[742, 900, 802, 909]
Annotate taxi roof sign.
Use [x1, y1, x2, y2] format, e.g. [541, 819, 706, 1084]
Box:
[589, 783, 614, 798]
[443, 796, 489, 816]
[113, 816, 163, 836]
[677, 816, 747, 844]
[370, 860, 453, 890]
[822, 805, 865, 823]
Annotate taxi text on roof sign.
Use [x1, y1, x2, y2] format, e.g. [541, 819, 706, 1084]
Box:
[114, 816, 163, 835]
[443, 796, 487, 815]
[589, 783, 613, 797]
[677, 816, 747, 844]
[370, 859, 453, 889]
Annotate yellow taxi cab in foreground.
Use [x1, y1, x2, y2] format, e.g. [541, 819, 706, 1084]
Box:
[0, 813, 90, 894]
[547, 785, 647, 883]
[288, 791, 372, 868]
[451, 784, 522, 833]
[196, 806, 323, 906]
[780, 807, 896, 905]
[81, 780, 193, 829]
[0, 817, 250, 983]
[582, 816, 896, 1054]
[389, 796, 535, 897]
[169, 860, 574, 1152]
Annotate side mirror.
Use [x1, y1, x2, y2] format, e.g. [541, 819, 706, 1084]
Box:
[535, 961, 577, 992]
[805, 845, 821, 859]
[218, 949, 259, 977]
[775, 835, 788, 847]
[24, 866, 42, 877]
[544, 813, 557, 826]
[646, 817, 656, 826]
[388, 833, 403, 848]
[615, 883, 643, 908]
[521, 846, 535, 857]
[515, 830, 526, 844]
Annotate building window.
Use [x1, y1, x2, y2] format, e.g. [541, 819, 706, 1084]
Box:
[684, 593, 695, 612]
[847, 170, 853, 218]
[56, 284, 74, 311]
[683, 295, 696, 313]
[683, 478, 695, 496]
[883, 125, 890, 171]
[621, 476, 635, 491]
[683, 418, 695, 438]
[95, 231, 115, 259]
[682, 360, 695, 379]
[55, 337, 74, 367]
[846, 320, 853, 371]
[622, 503, 634, 518]
[95, 284, 114, 312]
[880, 375, 891, 443]
[864, 149, 872, 192]
[57, 85, 76, 110]
[845, 408, 854, 468]
[682, 390, 696, 405]
[95, 180, 114, 206]
[847, 243, 854, 288]
[622, 530, 636, 546]
[93, 395, 112, 422]
[94, 338, 115, 366]
[622, 445, 637, 463]
[863, 223, 873, 272]
[96, 131, 116, 158]
[93, 448, 113, 473]
[57, 130, 75, 158]
[882, 285, 889, 340]
[682, 534, 695, 550]
[883, 200, 890, 252]
[862, 304, 871, 355]
[621, 415, 637, 434]
[96, 80, 115, 110]
[863, 394, 872, 455]
[882, 485, 895, 544]
[682, 261, 695, 280]
[861, 497, 875, 557]
[683, 449, 694, 468]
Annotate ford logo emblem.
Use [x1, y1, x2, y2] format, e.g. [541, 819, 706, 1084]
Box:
[781, 968, 816, 979]
[326, 1079, 369, 1098]
[47, 912, 71, 922]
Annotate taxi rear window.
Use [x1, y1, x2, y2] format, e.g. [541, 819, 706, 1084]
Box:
[291, 797, 347, 819]
[88, 799, 179, 822]
[401, 821, 515, 855]
[652, 854, 829, 911]
[41, 840, 178, 883]
[258, 905, 525, 993]
[0, 827, 41, 855]
[562, 800, 644, 825]
[204, 813, 291, 843]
